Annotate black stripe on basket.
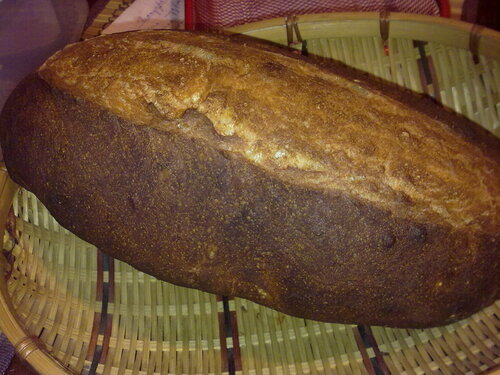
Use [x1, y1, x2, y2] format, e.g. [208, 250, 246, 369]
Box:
[427, 55, 442, 103]
[229, 306, 242, 371]
[415, 41, 433, 86]
[353, 326, 377, 375]
[355, 325, 393, 375]
[217, 296, 242, 374]
[89, 252, 113, 375]
[222, 297, 234, 338]
[358, 325, 391, 375]
[222, 296, 236, 375]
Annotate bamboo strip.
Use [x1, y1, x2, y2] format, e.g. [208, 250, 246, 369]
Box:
[0, 169, 73, 375]
[2, 8, 500, 375]
[229, 13, 500, 60]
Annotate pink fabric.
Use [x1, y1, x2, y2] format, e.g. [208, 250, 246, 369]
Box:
[192, 0, 440, 30]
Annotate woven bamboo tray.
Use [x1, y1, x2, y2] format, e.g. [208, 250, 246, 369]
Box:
[1, 6, 499, 375]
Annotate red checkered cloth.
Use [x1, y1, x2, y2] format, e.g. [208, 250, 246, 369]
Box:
[188, 0, 441, 30]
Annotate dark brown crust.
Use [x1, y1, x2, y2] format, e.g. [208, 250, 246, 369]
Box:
[30, 30, 500, 236]
[1, 74, 498, 328]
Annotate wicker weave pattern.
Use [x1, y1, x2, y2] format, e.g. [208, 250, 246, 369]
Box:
[8, 190, 224, 374]
[305, 37, 499, 136]
[6, 191, 500, 374]
[1, 4, 499, 375]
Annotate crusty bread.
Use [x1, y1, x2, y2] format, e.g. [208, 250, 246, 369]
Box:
[1, 30, 499, 328]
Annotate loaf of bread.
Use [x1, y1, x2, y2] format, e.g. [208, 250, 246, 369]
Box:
[1, 31, 499, 328]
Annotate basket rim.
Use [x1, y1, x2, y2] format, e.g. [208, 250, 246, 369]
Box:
[0, 166, 74, 375]
[228, 11, 500, 60]
[2, 11, 500, 375]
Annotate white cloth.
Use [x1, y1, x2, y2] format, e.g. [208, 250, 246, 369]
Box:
[103, 0, 185, 34]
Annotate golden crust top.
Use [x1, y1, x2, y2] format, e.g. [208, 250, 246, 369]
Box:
[38, 30, 500, 231]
